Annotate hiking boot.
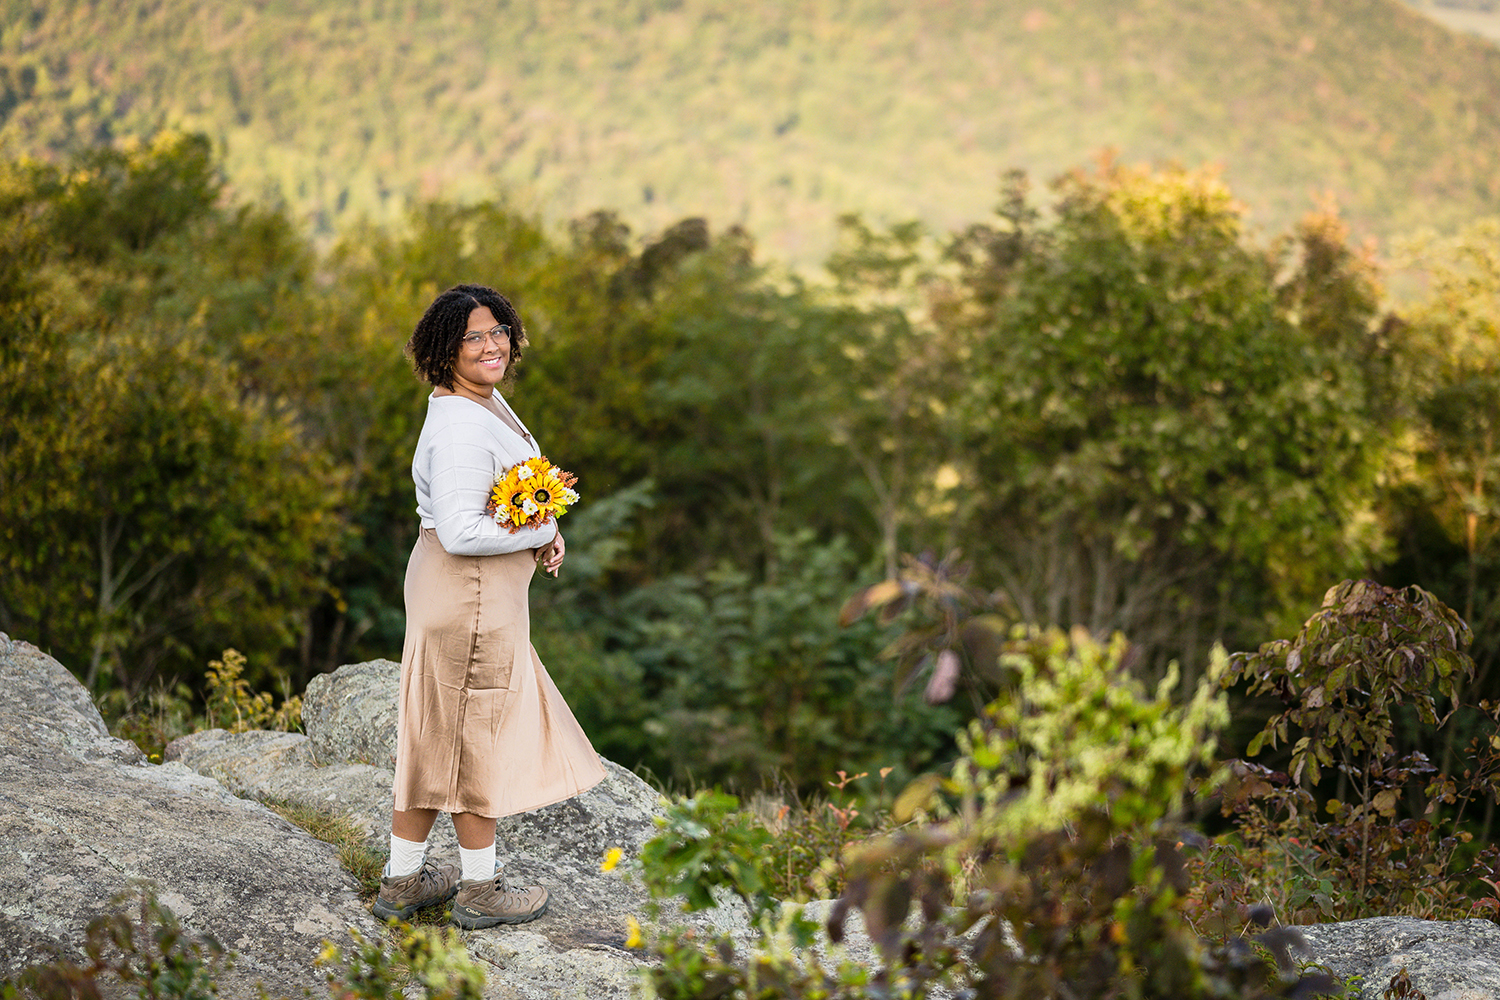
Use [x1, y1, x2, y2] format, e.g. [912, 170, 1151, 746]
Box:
[451, 874, 549, 929]
[372, 858, 461, 920]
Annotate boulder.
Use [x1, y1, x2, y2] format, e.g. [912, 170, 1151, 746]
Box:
[159, 727, 393, 841]
[301, 658, 401, 769]
[0, 632, 143, 765]
[1297, 917, 1500, 1000]
[0, 634, 381, 999]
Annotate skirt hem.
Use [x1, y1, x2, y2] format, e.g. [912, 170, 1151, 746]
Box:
[394, 759, 608, 819]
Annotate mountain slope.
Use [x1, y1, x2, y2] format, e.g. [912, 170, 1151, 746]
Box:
[2, 0, 1498, 262]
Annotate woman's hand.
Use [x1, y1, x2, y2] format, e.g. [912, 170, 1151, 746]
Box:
[536, 531, 566, 577]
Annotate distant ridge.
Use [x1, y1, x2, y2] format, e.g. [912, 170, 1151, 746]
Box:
[2, 0, 1498, 263]
[1399, 0, 1500, 43]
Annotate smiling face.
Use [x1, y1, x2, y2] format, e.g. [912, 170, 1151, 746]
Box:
[449, 305, 511, 397]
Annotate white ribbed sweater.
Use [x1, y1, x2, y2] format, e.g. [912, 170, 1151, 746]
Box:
[411, 391, 559, 556]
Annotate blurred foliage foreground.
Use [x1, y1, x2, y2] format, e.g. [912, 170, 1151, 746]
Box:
[623, 580, 1500, 1000]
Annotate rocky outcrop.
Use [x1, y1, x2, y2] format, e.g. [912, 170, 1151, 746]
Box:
[0, 636, 755, 1000]
[165, 657, 751, 997]
[1299, 917, 1500, 1000]
[6, 636, 1500, 1000]
[0, 634, 381, 999]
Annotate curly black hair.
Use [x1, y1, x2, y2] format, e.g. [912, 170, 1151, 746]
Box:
[405, 283, 529, 390]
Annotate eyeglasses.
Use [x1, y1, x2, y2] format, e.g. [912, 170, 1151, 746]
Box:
[461, 324, 511, 350]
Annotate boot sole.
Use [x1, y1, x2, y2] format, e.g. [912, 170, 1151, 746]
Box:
[451, 895, 550, 929]
[372, 884, 459, 921]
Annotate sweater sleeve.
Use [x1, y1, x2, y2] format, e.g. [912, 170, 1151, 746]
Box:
[423, 428, 558, 557]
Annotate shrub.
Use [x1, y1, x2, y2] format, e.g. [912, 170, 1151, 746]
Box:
[632, 627, 1337, 999]
[101, 680, 200, 761]
[1, 886, 228, 1000]
[202, 648, 301, 734]
[317, 924, 484, 1000]
[600, 533, 962, 792]
[753, 767, 898, 902]
[638, 790, 777, 922]
[102, 648, 302, 760]
[1223, 580, 1500, 920]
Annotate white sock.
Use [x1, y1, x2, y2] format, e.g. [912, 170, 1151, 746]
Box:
[460, 842, 497, 882]
[386, 834, 428, 878]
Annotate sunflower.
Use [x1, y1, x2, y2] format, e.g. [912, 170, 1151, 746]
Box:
[527, 464, 578, 521]
[486, 456, 579, 533]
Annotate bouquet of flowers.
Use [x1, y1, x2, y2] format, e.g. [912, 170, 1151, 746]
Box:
[486, 456, 579, 532]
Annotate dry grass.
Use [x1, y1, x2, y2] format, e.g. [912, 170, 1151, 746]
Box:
[263, 799, 454, 927]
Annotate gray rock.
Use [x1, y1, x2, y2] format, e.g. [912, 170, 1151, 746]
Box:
[0, 636, 144, 765]
[1298, 917, 1500, 1000]
[302, 658, 401, 768]
[163, 728, 394, 841]
[0, 633, 382, 999]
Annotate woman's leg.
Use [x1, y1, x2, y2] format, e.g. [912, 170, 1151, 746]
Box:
[452, 811, 498, 850]
[450, 811, 548, 928]
[390, 810, 500, 882]
[392, 807, 440, 843]
[374, 807, 460, 920]
[391, 809, 496, 850]
[453, 812, 500, 886]
[389, 807, 440, 876]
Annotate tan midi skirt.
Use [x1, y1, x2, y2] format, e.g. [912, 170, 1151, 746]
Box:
[393, 528, 606, 818]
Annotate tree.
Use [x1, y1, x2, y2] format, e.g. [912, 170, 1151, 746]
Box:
[0, 135, 348, 692]
[821, 214, 967, 579]
[523, 216, 870, 579]
[600, 532, 960, 791]
[1, 323, 347, 692]
[47, 131, 219, 261]
[1395, 218, 1500, 686]
[947, 161, 1390, 680]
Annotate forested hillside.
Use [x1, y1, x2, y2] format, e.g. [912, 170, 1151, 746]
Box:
[2, 0, 1499, 263]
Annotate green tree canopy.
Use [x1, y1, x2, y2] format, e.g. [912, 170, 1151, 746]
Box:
[1394, 218, 1500, 683]
[0, 132, 347, 692]
[945, 162, 1391, 678]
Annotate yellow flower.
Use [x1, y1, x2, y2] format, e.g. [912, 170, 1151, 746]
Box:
[486, 457, 579, 532]
[530, 466, 573, 519]
[625, 914, 643, 949]
[600, 846, 624, 872]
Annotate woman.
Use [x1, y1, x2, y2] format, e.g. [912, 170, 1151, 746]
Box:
[373, 284, 605, 928]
